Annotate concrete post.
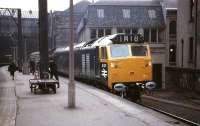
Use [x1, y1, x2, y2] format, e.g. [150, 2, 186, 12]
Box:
[38, 0, 49, 79]
[68, 0, 75, 108]
[17, 9, 22, 71]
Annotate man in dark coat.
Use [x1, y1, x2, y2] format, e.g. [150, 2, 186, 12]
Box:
[49, 60, 59, 81]
[8, 62, 17, 80]
[29, 60, 35, 75]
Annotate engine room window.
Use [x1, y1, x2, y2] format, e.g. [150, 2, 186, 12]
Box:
[110, 45, 129, 58]
[131, 46, 147, 56]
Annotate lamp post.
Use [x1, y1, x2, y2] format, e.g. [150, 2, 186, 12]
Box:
[68, 0, 75, 108]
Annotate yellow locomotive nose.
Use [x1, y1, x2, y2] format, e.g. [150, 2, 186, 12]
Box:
[106, 44, 152, 89]
[109, 58, 151, 86]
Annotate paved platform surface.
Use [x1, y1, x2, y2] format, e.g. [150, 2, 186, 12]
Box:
[0, 67, 16, 126]
[0, 66, 190, 126]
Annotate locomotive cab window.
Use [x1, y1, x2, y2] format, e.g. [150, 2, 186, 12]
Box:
[100, 47, 107, 59]
[110, 45, 130, 58]
[131, 46, 147, 56]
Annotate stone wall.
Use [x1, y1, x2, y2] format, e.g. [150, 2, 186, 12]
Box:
[166, 67, 200, 92]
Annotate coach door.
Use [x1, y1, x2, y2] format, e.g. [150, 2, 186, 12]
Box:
[153, 64, 162, 89]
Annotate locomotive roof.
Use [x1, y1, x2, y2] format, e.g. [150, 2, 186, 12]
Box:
[82, 33, 144, 48]
[54, 33, 145, 53]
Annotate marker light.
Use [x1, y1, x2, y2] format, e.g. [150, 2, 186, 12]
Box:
[111, 62, 118, 68]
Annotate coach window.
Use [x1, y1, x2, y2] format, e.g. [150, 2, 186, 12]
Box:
[100, 47, 107, 59]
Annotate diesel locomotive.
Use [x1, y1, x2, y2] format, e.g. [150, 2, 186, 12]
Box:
[54, 33, 152, 96]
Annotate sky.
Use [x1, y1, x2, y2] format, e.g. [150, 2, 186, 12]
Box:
[0, 0, 94, 11]
[0, 0, 156, 11]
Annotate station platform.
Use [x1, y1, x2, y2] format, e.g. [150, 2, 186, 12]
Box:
[0, 66, 191, 126]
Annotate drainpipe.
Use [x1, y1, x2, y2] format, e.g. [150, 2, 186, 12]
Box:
[181, 39, 184, 68]
[194, 0, 198, 68]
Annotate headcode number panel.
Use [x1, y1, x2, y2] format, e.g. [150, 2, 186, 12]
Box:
[100, 63, 108, 80]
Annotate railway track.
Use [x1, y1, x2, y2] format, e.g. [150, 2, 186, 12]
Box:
[138, 97, 200, 126]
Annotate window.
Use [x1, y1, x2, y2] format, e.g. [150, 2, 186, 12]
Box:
[97, 9, 104, 18]
[122, 9, 130, 18]
[144, 29, 149, 42]
[189, 37, 194, 61]
[90, 29, 96, 39]
[169, 21, 176, 37]
[105, 29, 111, 35]
[91, 28, 112, 39]
[189, 0, 194, 22]
[148, 10, 156, 19]
[169, 45, 176, 63]
[151, 29, 157, 42]
[110, 45, 129, 58]
[98, 29, 104, 37]
[117, 28, 123, 33]
[131, 46, 147, 56]
[132, 29, 138, 34]
[125, 29, 131, 41]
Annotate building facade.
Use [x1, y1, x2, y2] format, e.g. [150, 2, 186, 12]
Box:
[165, 0, 200, 91]
[177, 0, 200, 69]
[0, 9, 39, 64]
[165, 8, 177, 67]
[49, 0, 90, 48]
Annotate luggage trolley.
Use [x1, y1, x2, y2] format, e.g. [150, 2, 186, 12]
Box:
[29, 72, 59, 94]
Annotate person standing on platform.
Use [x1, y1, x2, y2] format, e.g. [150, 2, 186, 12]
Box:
[49, 60, 59, 80]
[8, 62, 17, 80]
[29, 60, 35, 75]
[49, 60, 59, 88]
